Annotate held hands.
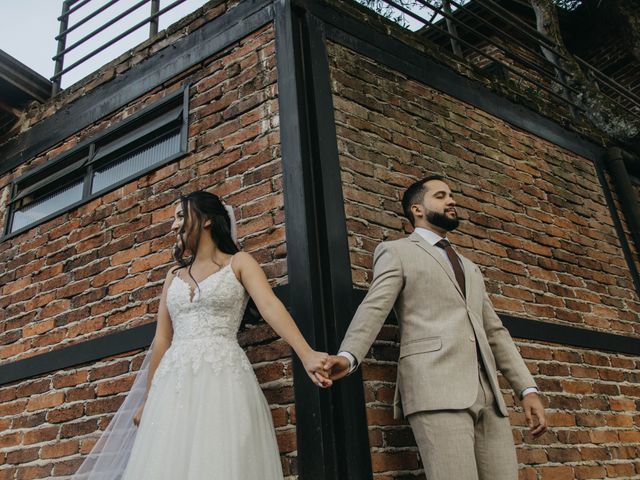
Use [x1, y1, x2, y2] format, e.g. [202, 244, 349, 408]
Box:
[322, 355, 351, 382]
[301, 350, 333, 388]
[522, 392, 547, 437]
[304, 352, 352, 388]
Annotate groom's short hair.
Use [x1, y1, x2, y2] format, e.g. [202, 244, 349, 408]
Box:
[402, 175, 446, 227]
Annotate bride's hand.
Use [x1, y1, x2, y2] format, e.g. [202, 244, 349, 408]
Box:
[133, 401, 146, 426]
[301, 350, 333, 388]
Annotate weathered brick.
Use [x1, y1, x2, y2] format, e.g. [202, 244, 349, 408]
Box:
[6, 447, 39, 464]
[52, 371, 88, 389]
[95, 376, 135, 397]
[26, 392, 65, 412]
[23, 426, 59, 445]
[47, 404, 85, 423]
[0, 432, 22, 448]
[16, 379, 50, 398]
[371, 451, 419, 473]
[60, 419, 99, 439]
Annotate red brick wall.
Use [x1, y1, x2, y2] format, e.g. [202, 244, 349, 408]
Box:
[0, 21, 300, 478]
[328, 40, 640, 479]
[464, 38, 576, 123]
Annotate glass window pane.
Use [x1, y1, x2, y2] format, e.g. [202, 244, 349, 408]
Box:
[91, 130, 181, 194]
[11, 181, 84, 232]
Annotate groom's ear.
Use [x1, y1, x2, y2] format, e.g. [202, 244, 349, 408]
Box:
[411, 203, 423, 220]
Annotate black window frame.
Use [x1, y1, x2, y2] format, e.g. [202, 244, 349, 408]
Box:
[3, 87, 189, 241]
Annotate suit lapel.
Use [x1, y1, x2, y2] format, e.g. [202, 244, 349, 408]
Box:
[409, 232, 465, 299]
[459, 254, 474, 306]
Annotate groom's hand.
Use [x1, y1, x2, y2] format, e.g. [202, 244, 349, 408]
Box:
[323, 355, 350, 381]
[522, 392, 547, 437]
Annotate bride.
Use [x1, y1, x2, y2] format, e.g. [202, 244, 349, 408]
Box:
[73, 191, 331, 479]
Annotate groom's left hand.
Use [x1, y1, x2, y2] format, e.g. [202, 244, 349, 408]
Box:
[322, 355, 350, 382]
[522, 392, 547, 437]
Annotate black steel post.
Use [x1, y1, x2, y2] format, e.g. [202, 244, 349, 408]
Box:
[150, 0, 160, 36]
[275, 1, 373, 478]
[606, 147, 640, 264]
[53, 0, 72, 94]
[303, 11, 373, 480]
[593, 152, 640, 297]
[275, 2, 337, 478]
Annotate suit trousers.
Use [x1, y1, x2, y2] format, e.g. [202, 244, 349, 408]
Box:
[407, 366, 518, 480]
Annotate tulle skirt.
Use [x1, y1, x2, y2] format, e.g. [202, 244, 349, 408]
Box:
[121, 360, 283, 479]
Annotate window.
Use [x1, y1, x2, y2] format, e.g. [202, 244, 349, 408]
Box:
[5, 88, 188, 237]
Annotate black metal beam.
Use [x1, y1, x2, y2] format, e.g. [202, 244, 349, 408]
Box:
[275, 1, 339, 478]
[1, 0, 275, 176]
[606, 148, 640, 253]
[276, 1, 374, 478]
[592, 152, 640, 295]
[0, 50, 52, 105]
[502, 315, 640, 356]
[304, 10, 373, 480]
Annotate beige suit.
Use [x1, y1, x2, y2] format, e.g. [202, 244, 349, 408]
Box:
[340, 233, 536, 479]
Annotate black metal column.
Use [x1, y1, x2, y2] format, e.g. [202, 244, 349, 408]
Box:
[607, 147, 640, 259]
[275, 1, 372, 478]
[593, 152, 640, 296]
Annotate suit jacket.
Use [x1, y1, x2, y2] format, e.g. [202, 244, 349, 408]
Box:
[339, 232, 537, 419]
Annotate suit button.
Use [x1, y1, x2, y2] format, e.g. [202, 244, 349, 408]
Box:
[470, 336, 476, 342]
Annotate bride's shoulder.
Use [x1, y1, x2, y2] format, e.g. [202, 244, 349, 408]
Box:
[230, 251, 255, 270]
[164, 266, 183, 285]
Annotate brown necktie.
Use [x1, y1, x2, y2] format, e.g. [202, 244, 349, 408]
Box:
[436, 239, 466, 297]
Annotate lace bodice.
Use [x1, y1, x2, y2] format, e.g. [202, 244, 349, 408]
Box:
[153, 263, 253, 387]
[166, 263, 249, 340]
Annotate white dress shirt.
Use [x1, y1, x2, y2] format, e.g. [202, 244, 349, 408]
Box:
[413, 227, 461, 272]
[338, 228, 538, 398]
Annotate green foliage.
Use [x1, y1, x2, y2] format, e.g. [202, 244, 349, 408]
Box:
[355, 0, 471, 29]
[554, 0, 583, 11]
[355, 0, 425, 27]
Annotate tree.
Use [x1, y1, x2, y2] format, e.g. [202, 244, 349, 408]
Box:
[357, 0, 639, 145]
[531, 0, 639, 143]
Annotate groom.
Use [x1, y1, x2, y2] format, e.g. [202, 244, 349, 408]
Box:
[324, 176, 546, 479]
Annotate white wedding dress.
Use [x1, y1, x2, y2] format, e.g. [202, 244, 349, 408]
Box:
[121, 263, 283, 479]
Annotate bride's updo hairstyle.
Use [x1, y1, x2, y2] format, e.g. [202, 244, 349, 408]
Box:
[173, 191, 239, 271]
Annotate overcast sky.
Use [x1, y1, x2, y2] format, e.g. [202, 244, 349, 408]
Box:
[0, 0, 209, 89]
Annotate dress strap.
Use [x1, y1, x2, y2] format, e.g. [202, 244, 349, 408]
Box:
[228, 252, 242, 281]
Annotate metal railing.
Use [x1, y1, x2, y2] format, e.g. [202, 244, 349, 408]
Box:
[52, 0, 187, 93]
[52, 0, 640, 125]
[359, 0, 640, 124]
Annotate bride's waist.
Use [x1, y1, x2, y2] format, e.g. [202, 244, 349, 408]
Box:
[171, 332, 237, 343]
[158, 336, 252, 375]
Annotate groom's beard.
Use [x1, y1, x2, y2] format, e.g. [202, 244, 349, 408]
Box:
[427, 209, 459, 231]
